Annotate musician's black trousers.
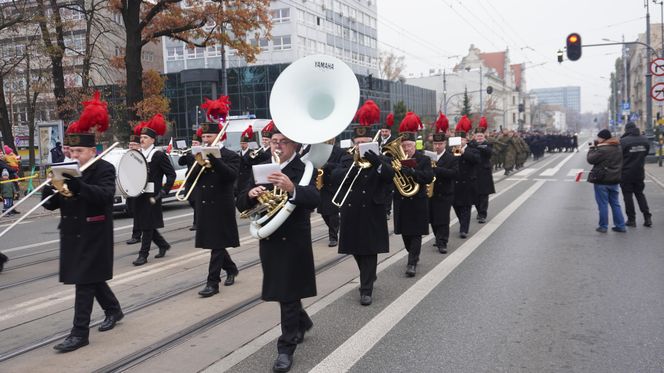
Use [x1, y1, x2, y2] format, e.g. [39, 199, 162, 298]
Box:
[322, 213, 339, 241]
[277, 300, 312, 355]
[402, 235, 422, 266]
[474, 194, 489, 219]
[453, 205, 472, 234]
[139, 229, 169, 256]
[188, 198, 197, 228]
[71, 282, 121, 338]
[207, 248, 238, 287]
[431, 197, 452, 246]
[127, 200, 141, 240]
[353, 254, 377, 296]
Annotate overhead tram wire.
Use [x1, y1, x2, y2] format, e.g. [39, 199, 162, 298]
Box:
[437, 0, 502, 51]
[454, 0, 512, 48]
[375, 15, 453, 59]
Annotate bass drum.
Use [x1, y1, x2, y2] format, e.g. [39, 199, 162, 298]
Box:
[116, 149, 148, 197]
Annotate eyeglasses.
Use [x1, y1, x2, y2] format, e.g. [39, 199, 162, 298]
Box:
[270, 140, 292, 146]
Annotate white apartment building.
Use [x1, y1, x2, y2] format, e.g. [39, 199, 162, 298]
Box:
[162, 0, 379, 76]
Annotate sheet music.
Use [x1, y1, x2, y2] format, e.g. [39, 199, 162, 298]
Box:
[252, 163, 281, 185]
[50, 162, 81, 180]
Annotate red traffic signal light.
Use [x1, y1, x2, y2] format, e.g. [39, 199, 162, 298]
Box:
[566, 33, 582, 61]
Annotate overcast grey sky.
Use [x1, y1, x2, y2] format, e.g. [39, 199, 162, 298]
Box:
[377, 0, 648, 113]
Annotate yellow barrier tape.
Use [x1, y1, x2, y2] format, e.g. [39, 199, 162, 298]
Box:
[0, 174, 38, 184]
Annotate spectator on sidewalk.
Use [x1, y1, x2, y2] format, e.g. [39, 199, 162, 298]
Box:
[620, 122, 652, 227]
[587, 129, 626, 233]
[2, 169, 18, 215]
[50, 142, 65, 163]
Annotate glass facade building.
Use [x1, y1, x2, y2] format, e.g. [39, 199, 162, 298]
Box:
[530, 86, 581, 113]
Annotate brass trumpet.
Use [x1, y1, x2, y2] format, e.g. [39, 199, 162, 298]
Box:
[239, 150, 289, 220]
[452, 145, 462, 156]
[426, 159, 436, 198]
[249, 148, 262, 159]
[382, 137, 420, 197]
[315, 168, 324, 190]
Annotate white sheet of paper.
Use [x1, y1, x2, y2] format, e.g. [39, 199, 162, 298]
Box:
[176, 140, 187, 149]
[448, 137, 462, 146]
[248, 141, 258, 149]
[359, 142, 380, 158]
[192, 145, 203, 155]
[252, 163, 281, 185]
[425, 150, 437, 161]
[50, 162, 81, 180]
[340, 139, 352, 149]
[201, 146, 221, 158]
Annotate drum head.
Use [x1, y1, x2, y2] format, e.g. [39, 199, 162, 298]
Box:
[117, 150, 148, 197]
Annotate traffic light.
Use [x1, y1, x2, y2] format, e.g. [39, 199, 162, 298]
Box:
[566, 33, 582, 61]
[557, 49, 564, 63]
[486, 86, 493, 95]
[518, 103, 525, 113]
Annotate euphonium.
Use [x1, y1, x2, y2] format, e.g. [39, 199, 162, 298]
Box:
[239, 150, 289, 220]
[382, 136, 420, 197]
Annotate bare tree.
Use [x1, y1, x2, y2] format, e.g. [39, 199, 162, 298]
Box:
[379, 51, 406, 81]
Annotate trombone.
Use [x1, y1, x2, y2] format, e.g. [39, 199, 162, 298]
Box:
[331, 131, 381, 207]
[175, 120, 230, 201]
[0, 142, 120, 239]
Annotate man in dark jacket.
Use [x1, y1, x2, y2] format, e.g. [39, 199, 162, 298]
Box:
[43, 125, 123, 352]
[334, 125, 394, 306]
[429, 133, 458, 253]
[472, 131, 496, 224]
[453, 133, 481, 238]
[619, 122, 652, 227]
[195, 122, 241, 297]
[236, 129, 319, 373]
[50, 142, 65, 163]
[587, 129, 626, 233]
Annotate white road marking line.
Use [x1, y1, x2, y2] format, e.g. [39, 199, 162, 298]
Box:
[646, 170, 664, 190]
[309, 181, 545, 372]
[515, 167, 535, 176]
[540, 152, 576, 177]
[567, 168, 584, 177]
[206, 180, 527, 372]
[0, 216, 323, 323]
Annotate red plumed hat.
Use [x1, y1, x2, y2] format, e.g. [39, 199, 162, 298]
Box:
[384, 113, 394, 129]
[66, 121, 81, 134]
[399, 112, 422, 142]
[241, 125, 254, 142]
[261, 120, 279, 137]
[355, 100, 380, 126]
[133, 122, 145, 136]
[478, 116, 488, 132]
[455, 115, 472, 133]
[434, 112, 449, 133]
[196, 127, 203, 139]
[141, 114, 167, 138]
[201, 96, 231, 122]
[77, 91, 109, 134]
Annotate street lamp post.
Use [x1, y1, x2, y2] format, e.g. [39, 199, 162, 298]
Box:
[655, 0, 664, 56]
[646, 0, 654, 135]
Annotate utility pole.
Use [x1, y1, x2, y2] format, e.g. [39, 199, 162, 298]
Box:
[443, 69, 447, 115]
[479, 65, 483, 115]
[646, 0, 654, 135]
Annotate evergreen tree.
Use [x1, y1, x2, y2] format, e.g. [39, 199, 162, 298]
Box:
[461, 88, 472, 117]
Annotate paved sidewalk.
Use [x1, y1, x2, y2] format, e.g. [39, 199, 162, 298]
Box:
[646, 163, 664, 191]
[0, 193, 55, 222]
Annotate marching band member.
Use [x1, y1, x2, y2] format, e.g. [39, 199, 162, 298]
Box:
[317, 137, 345, 247]
[126, 125, 143, 244]
[131, 114, 176, 266]
[178, 129, 202, 231]
[472, 117, 496, 224]
[236, 125, 319, 373]
[393, 112, 433, 277]
[195, 118, 241, 297]
[236, 125, 255, 195]
[335, 100, 394, 305]
[429, 113, 458, 253]
[380, 113, 395, 219]
[42, 92, 123, 352]
[249, 121, 274, 165]
[452, 115, 480, 239]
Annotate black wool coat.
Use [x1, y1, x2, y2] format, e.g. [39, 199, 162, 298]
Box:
[195, 147, 240, 249]
[429, 150, 458, 225]
[473, 141, 496, 195]
[42, 159, 115, 284]
[393, 151, 434, 236]
[236, 149, 253, 194]
[236, 155, 320, 302]
[334, 153, 394, 255]
[178, 152, 199, 200]
[134, 149, 176, 230]
[453, 145, 480, 206]
[317, 145, 346, 216]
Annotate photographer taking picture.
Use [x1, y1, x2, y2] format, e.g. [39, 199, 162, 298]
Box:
[587, 129, 626, 233]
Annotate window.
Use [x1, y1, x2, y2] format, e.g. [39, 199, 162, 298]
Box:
[142, 51, 154, 62]
[273, 35, 292, 50]
[113, 12, 123, 25]
[206, 45, 222, 57]
[64, 33, 85, 55]
[512, 112, 516, 124]
[186, 47, 205, 59]
[270, 8, 290, 23]
[253, 38, 269, 51]
[114, 46, 125, 56]
[298, 9, 305, 23]
[63, 4, 85, 21]
[167, 46, 184, 61]
[512, 96, 516, 105]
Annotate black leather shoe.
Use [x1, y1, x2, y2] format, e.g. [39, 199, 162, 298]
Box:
[272, 353, 293, 372]
[126, 237, 141, 245]
[155, 245, 170, 258]
[198, 285, 219, 297]
[98, 311, 124, 332]
[644, 215, 652, 227]
[132, 255, 147, 266]
[405, 265, 416, 277]
[328, 239, 338, 247]
[0, 253, 7, 273]
[360, 295, 372, 306]
[53, 335, 89, 352]
[438, 243, 448, 254]
[459, 232, 468, 239]
[626, 220, 636, 227]
[478, 218, 486, 224]
[224, 273, 236, 286]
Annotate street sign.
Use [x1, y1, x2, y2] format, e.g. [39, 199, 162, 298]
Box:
[622, 102, 630, 111]
[651, 82, 664, 101]
[650, 58, 664, 76]
[630, 113, 639, 122]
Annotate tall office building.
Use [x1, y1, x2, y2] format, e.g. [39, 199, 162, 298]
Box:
[530, 86, 581, 113]
[162, 0, 379, 76]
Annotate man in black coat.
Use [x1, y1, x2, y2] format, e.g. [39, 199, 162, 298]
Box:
[317, 140, 345, 247]
[620, 122, 652, 227]
[453, 133, 480, 239]
[236, 130, 319, 373]
[236, 127, 254, 195]
[379, 123, 395, 219]
[132, 125, 176, 266]
[42, 131, 123, 352]
[195, 122, 241, 297]
[177, 133, 201, 231]
[471, 131, 496, 224]
[334, 125, 394, 305]
[393, 130, 434, 277]
[429, 133, 459, 253]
